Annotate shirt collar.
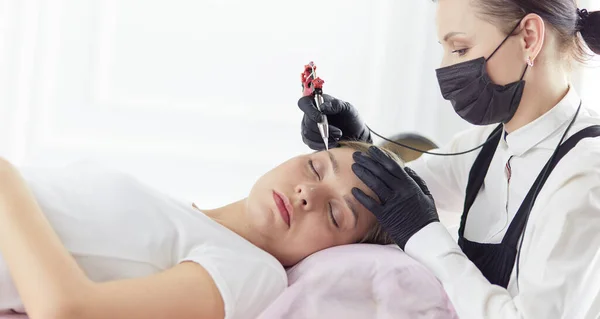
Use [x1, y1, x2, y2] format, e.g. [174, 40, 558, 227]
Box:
[502, 87, 581, 156]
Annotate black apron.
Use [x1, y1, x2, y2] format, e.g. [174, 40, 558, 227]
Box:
[458, 124, 600, 288]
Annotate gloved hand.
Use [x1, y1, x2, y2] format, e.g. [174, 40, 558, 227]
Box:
[298, 94, 372, 150]
[351, 146, 439, 250]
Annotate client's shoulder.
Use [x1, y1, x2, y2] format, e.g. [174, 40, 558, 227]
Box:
[182, 237, 288, 319]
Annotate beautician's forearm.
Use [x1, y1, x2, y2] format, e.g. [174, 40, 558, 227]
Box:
[0, 159, 91, 318]
[405, 222, 526, 319]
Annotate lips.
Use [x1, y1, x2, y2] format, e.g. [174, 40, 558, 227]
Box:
[273, 190, 293, 227]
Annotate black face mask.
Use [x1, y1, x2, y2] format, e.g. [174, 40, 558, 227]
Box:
[436, 22, 528, 126]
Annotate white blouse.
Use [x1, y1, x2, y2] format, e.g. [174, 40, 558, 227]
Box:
[406, 87, 600, 319]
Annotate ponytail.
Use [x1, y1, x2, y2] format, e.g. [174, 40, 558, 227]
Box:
[578, 9, 600, 55]
[463, 0, 600, 62]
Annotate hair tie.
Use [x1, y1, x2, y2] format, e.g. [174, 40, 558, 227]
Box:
[577, 8, 589, 31]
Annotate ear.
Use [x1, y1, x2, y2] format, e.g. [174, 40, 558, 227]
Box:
[519, 13, 545, 65]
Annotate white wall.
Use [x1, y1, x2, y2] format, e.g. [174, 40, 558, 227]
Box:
[1, 0, 599, 208]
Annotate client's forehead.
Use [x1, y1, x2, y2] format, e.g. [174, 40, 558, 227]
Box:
[327, 148, 371, 186]
[321, 148, 379, 207]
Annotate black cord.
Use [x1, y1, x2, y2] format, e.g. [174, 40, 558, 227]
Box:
[366, 124, 500, 156]
[365, 100, 582, 289]
[514, 100, 582, 289]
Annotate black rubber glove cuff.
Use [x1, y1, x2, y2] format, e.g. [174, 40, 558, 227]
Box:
[379, 193, 439, 250]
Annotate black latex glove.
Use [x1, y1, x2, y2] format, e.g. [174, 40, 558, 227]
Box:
[298, 94, 372, 150]
[351, 146, 439, 250]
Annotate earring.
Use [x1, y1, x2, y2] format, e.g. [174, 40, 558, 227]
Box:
[526, 56, 534, 67]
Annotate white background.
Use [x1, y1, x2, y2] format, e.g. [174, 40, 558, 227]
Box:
[1, 0, 599, 208]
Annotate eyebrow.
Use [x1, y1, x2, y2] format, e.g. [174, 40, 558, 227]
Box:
[344, 195, 359, 228]
[325, 151, 357, 228]
[327, 151, 339, 175]
[441, 31, 466, 42]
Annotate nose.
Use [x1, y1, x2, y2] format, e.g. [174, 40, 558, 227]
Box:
[440, 55, 450, 68]
[294, 183, 326, 212]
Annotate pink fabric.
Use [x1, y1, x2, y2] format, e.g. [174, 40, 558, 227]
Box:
[1, 245, 456, 319]
[258, 244, 457, 319]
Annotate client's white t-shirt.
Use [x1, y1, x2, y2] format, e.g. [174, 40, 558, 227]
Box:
[0, 161, 287, 319]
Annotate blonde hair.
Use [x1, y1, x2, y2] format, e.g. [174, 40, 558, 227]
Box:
[337, 140, 398, 246]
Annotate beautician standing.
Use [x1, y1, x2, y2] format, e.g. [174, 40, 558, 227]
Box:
[298, 1, 600, 318]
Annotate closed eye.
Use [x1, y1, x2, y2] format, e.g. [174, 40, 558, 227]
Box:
[329, 203, 339, 228]
[309, 160, 321, 180]
[309, 160, 338, 228]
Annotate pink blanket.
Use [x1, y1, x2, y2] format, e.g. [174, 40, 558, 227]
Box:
[258, 244, 457, 319]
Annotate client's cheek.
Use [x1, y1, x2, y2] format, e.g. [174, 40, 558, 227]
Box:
[311, 233, 340, 250]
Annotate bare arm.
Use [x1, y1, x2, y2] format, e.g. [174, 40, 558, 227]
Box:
[0, 158, 224, 319]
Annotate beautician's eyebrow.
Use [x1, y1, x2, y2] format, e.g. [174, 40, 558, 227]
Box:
[328, 151, 339, 175]
[344, 195, 359, 228]
[440, 31, 467, 43]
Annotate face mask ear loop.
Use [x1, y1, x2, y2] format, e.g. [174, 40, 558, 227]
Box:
[486, 19, 524, 62]
[519, 64, 529, 80]
[504, 63, 529, 117]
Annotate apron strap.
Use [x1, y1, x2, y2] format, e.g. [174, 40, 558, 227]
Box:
[503, 125, 600, 246]
[458, 124, 504, 238]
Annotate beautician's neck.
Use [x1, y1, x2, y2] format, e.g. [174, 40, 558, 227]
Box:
[199, 199, 269, 251]
[504, 64, 570, 134]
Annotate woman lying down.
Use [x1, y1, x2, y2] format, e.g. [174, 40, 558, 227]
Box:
[0, 141, 396, 319]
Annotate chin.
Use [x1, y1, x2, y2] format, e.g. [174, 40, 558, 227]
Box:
[277, 256, 300, 268]
[271, 249, 311, 267]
